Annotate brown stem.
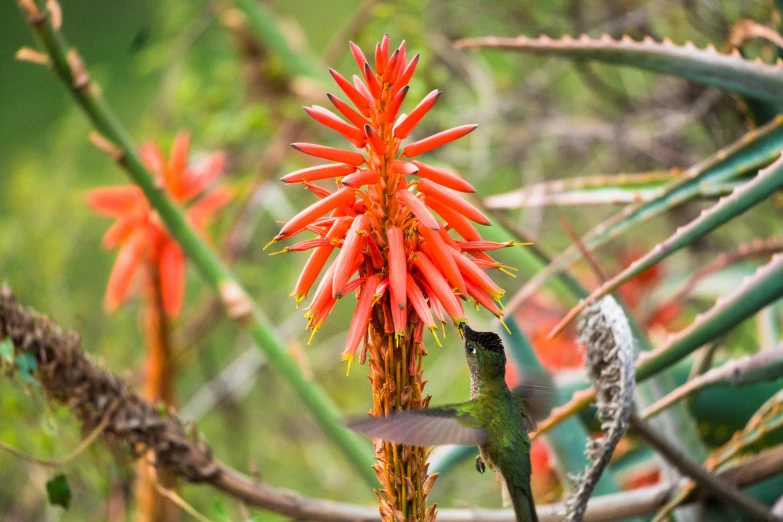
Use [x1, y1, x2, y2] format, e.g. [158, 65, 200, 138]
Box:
[135, 262, 179, 522]
[368, 310, 435, 521]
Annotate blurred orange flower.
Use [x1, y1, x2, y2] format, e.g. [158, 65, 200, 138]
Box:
[272, 36, 513, 360]
[87, 132, 231, 317]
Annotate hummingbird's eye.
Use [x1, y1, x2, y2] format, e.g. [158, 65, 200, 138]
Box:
[467, 344, 477, 355]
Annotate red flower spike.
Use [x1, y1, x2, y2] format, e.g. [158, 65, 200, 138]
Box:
[364, 63, 382, 99]
[304, 106, 365, 144]
[403, 124, 478, 158]
[344, 274, 380, 360]
[91, 132, 231, 318]
[281, 163, 357, 184]
[342, 170, 381, 188]
[393, 54, 419, 95]
[332, 213, 369, 297]
[450, 248, 504, 299]
[327, 93, 369, 129]
[393, 90, 441, 139]
[386, 85, 409, 122]
[413, 251, 464, 323]
[411, 161, 475, 193]
[418, 225, 466, 296]
[396, 189, 440, 230]
[365, 125, 386, 156]
[349, 41, 368, 72]
[160, 241, 185, 318]
[406, 274, 436, 330]
[423, 195, 481, 241]
[279, 186, 355, 238]
[329, 68, 370, 112]
[275, 38, 508, 364]
[387, 226, 407, 311]
[417, 179, 491, 226]
[291, 143, 365, 166]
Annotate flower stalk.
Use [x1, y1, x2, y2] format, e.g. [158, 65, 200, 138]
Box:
[274, 36, 511, 519]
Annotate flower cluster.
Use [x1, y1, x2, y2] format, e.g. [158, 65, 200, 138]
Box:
[87, 132, 231, 317]
[272, 36, 514, 361]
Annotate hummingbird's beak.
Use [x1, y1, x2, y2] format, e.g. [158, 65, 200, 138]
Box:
[459, 322, 474, 340]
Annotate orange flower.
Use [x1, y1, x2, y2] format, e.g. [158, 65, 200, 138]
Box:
[272, 37, 510, 360]
[87, 132, 231, 317]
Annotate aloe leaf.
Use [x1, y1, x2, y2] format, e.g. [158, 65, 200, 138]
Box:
[535, 252, 783, 438]
[642, 346, 783, 419]
[454, 34, 783, 103]
[552, 154, 783, 335]
[504, 114, 783, 315]
[654, 389, 783, 520]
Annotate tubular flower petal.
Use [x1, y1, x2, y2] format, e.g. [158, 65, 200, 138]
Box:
[387, 226, 407, 311]
[342, 170, 380, 188]
[86, 186, 146, 217]
[393, 90, 440, 139]
[304, 106, 365, 145]
[329, 68, 370, 113]
[393, 53, 418, 95]
[403, 124, 478, 158]
[292, 143, 365, 166]
[411, 161, 475, 193]
[449, 247, 504, 299]
[90, 132, 230, 317]
[413, 251, 464, 323]
[406, 274, 436, 330]
[465, 278, 503, 319]
[274, 38, 508, 363]
[458, 240, 517, 251]
[160, 240, 186, 317]
[281, 163, 357, 184]
[332, 213, 369, 297]
[105, 229, 147, 312]
[418, 225, 466, 297]
[417, 179, 491, 226]
[291, 218, 352, 304]
[344, 274, 380, 360]
[395, 189, 440, 230]
[327, 93, 369, 129]
[278, 187, 355, 239]
[420, 195, 481, 241]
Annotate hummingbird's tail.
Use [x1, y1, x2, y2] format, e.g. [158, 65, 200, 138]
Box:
[506, 480, 538, 522]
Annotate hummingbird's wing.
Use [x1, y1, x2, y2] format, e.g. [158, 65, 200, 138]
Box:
[510, 373, 554, 432]
[347, 403, 488, 447]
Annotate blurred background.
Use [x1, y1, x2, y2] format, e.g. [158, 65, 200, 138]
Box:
[1, 0, 782, 520]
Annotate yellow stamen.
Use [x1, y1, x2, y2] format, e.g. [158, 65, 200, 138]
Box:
[499, 317, 511, 334]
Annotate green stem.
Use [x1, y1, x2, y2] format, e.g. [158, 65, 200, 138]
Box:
[19, 2, 377, 487]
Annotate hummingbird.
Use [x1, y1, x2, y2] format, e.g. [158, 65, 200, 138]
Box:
[348, 324, 551, 522]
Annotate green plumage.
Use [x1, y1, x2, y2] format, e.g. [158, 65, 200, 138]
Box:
[348, 324, 550, 522]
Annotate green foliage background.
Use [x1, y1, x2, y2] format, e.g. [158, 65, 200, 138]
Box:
[1, 0, 781, 520]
